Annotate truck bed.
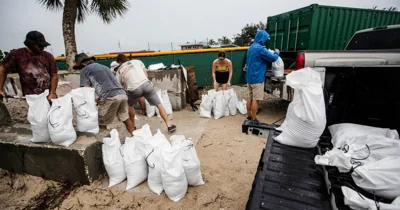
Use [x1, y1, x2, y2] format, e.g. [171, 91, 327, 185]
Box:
[246, 127, 394, 210]
[246, 128, 331, 210]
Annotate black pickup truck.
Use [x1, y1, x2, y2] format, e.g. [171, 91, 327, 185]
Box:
[245, 26, 400, 210]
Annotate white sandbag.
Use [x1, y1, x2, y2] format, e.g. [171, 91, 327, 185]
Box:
[70, 87, 99, 133]
[148, 63, 165, 70]
[181, 139, 205, 186]
[228, 89, 238, 116]
[329, 123, 399, 148]
[26, 89, 51, 143]
[145, 99, 156, 117]
[352, 156, 400, 199]
[170, 135, 186, 146]
[161, 145, 188, 202]
[102, 129, 126, 187]
[123, 136, 148, 190]
[144, 129, 171, 195]
[212, 91, 225, 120]
[315, 135, 400, 173]
[222, 90, 231, 117]
[342, 186, 400, 210]
[272, 56, 284, 77]
[161, 90, 173, 115]
[199, 93, 214, 118]
[275, 67, 326, 148]
[48, 94, 77, 147]
[236, 99, 247, 115]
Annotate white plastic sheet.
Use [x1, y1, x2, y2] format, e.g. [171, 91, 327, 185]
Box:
[102, 129, 126, 187]
[48, 94, 77, 147]
[70, 88, 99, 133]
[26, 89, 51, 143]
[275, 67, 326, 148]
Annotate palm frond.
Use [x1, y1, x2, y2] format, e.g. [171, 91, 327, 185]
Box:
[37, 0, 63, 11]
[77, 0, 90, 23]
[90, 0, 130, 24]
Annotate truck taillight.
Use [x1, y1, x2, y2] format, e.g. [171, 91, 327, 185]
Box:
[295, 53, 305, 70]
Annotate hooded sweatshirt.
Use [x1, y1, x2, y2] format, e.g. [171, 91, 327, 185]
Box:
[246, 30, 280, 84]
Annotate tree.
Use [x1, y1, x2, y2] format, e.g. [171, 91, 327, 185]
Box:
[233, 22, 266, 46]
[218, 36, 232, 45]
[0, 50, 3, 60]
[38, 0, 129, 71]
[208, 39, 217, 45]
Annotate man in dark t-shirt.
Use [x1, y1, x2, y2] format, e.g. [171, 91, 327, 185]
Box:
[0, 31, 59, 101]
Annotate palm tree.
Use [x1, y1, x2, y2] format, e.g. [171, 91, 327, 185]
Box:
[38, 0, 129, 71]
[208, 39, 217, 45]
[218, 36, 232, 45]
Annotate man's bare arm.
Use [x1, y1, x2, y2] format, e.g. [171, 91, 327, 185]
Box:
[49, 71, 58, 96]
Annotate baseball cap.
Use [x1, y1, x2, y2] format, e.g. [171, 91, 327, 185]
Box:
[26, 31, 51, 47]
[110, 61, 119, 71]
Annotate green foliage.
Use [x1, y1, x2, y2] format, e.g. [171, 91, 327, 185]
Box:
[233, 22, 266, 46]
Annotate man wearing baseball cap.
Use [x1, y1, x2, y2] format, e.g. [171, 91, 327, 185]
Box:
[73, 53, 135, 136]
[0, 31, 59, 100]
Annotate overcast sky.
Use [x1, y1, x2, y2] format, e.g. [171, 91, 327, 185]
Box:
[0, 0, 399, 56]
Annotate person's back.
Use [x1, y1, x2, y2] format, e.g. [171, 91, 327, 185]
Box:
[116, 59, 149, 90]
[81, 63, 125, 101]
[246, 30, 279, 84]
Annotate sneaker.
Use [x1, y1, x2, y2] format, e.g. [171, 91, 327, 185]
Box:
[246, 117, 252, 120]
[168, 125, 177, 133]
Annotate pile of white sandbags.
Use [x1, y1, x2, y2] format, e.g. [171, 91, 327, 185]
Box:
[200, 89, 245, 119]
[102, 125, 205, 202]
[314, 123, 400, 205]
[146, 89, 173, 117]
[26, 88, 99, 147]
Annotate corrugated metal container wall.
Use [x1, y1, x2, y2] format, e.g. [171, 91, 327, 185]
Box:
[56, 50, 248, 87]
[266, 4, 400, 51]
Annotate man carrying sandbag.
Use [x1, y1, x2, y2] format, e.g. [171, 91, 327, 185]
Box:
[246, 30, 279, 121]
[73, 53, 135, 135]
[0, 31, 59, 100]
[115, 54, 176, 133]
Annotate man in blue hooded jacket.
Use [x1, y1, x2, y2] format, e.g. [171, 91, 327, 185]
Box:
[246, 30, 280, 121]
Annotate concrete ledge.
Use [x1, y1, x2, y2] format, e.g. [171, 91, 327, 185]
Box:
[0, 124, 105, 185]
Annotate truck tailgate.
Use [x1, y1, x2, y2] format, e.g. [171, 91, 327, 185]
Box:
[246, 128, 331, 210]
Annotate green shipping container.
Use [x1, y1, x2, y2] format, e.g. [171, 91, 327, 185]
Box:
[266, 4, 400, 51]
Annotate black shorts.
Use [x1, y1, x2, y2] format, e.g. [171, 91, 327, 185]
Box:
[215, 71, 229, 84]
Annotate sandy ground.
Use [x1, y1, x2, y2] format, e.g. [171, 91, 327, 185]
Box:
[0, 86, 289, 210]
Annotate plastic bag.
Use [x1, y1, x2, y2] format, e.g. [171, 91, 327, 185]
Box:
[212, 91, 225, 120]
[329, 123, 399, 148]
[123, 136, 148, 190]
[161, 145, 188, 202]
[222, 90, 231, 117]
[236, 99, 247, 115]
[144, 129, 171, 195]
[199, 91, 214, 118]
[181, 139, 205, 186]
[26, 89, 51, 143]
[48, 94, 77, 147]
[161, 90, 173, 115]
[352, 156, 400, 199]
[70, 88, 99, 133]
[102, 129, 126, 187]
[228, 89, 238, 116]
[275, 67, 326, 148]
[272, 57, 284, 77]
[342, 186, 400, 210]
[145, 99, 156, 117]
[315, 135, 400, 172]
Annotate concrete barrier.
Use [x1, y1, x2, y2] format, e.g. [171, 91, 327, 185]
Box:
[0, 124, 105, 185]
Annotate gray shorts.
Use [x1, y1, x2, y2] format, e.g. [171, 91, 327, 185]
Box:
[127, 81, 161, 106]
